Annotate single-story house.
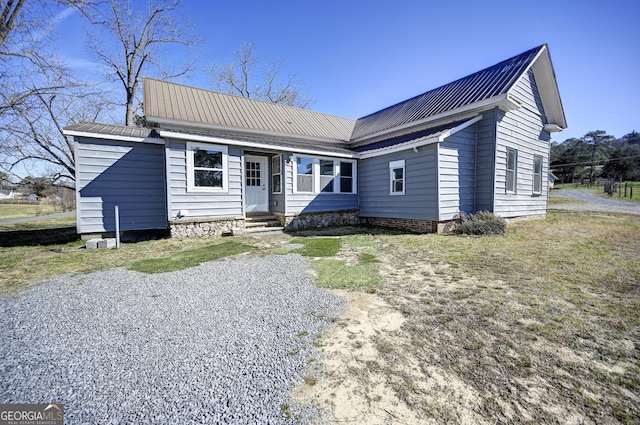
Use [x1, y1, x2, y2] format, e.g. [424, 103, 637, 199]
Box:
[63, 44, 566, 238]
[0, 189, 15, 200]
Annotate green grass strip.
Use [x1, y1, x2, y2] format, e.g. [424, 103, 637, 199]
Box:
[288, 237, 341, 257]
[126, 241, 254, 273]
[314, 258, 383, 289]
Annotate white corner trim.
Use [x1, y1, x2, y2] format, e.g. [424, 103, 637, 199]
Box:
[158, 130, 358, 159]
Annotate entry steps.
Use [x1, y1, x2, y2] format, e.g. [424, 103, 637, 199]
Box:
[244, 213, 284, 234]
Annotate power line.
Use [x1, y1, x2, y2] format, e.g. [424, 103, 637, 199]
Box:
[551, 154, 640, 168]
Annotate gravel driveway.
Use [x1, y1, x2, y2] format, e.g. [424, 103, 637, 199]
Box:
[0, 254, 344, 424]
[551, 189, 640, 215]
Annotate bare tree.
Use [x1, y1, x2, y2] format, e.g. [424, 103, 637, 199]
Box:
[74, 0, 200, 125]
[210, 43, 314, 109]
[0, 0, 85, 185]
[2, 84, 110, 188]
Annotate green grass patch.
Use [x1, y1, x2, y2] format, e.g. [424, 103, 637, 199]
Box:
[314, 258, 382, 289]
[0, 204, 58, 221]
[288, 237, 341, 257]
[0, 237, 262, 293]
[0, 214, 76, 231]
[126, 241, 254, 273]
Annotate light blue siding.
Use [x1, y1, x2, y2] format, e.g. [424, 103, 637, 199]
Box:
[165, 140, 243, 219]
[475, 109, 498, 211]
[283, 154, 358, 214]
[494, 70, 550, 217]
[359, 145, 438, 220]
[76, 138, 167, 234]
[439, 125, 477, 220]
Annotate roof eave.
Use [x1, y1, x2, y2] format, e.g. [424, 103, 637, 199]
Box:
[508, 44, 567, 130]
[62, 129, 164, 145]
[146, 115, 351, 146]
[358, 115, 483, 159]
[158, 130, 358, 159]
[350, 94, 513, 147]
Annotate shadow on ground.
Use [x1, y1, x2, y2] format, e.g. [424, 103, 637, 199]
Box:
[0, 227, 80, 247]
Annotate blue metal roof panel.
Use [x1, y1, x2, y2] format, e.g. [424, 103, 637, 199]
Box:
[351, 45, 544, 141]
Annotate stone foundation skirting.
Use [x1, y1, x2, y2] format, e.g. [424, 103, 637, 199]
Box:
[170, 216, 245, 238]
[360, 216, 444, 233]
[278, 209, 360, 232]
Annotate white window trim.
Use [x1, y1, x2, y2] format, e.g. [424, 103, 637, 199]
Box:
[533, 154, 543, 195]
[186, 141, 229, 192]
[292, 155, 357, 194]
[506, 148, 517, 194]
[389, 159, 405, 195]
[272, 154, 282, 194]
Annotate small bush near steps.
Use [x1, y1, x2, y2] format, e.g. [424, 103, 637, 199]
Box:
[446, 211, 507, 236]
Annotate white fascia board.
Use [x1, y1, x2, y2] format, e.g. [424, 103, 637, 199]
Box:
[436, 115, 483, 142]
[62, 130, 164, 145]
[350, 95, 508, 145]
[544, 123, 564, 133]
[147, 116, 350, 146]
[358, 115, 482, 159]
[359, 136, 440, 159]
[159, 130, 358, 159]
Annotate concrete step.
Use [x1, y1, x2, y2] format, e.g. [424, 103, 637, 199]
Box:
[245, 214, 278, 222]
[244, 226, 284, 234]
[245, 220, 281, 228]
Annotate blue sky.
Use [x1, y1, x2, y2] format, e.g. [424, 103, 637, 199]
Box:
[58, 0, 639, 143]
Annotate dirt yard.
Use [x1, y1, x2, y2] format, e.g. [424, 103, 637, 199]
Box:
[293, 214, 639, 424]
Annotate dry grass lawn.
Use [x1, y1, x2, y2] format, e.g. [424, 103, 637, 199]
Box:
[297, 211, 640, 424]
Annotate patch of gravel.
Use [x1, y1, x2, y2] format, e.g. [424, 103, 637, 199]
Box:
[551, 189, 640, 215]
[0, 254, 345, 424]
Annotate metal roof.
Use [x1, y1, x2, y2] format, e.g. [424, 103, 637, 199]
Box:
[63, 122, 159, 139]
[143, 78, 356, 142]
[353, 119, 473, 153]
[351, 45, 546, 141]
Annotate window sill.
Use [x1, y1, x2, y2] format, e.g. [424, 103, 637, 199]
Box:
[188, 187, 228, 193]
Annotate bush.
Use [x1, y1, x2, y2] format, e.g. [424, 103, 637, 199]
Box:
[446, 211, 506, 236]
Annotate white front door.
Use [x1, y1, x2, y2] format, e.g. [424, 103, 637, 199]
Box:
[245, 155, 268, 213]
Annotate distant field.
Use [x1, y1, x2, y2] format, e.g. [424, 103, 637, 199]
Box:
[0, 204, 59, 221]
[554, 181, 639, 202]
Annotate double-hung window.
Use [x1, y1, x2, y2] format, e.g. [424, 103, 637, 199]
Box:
[389, 160, 405, 195]
[296, 157, 314, 193]
[339, 162, 354, 193]
[187, 142, 228, 192]
[293, 157, 356, 194]
[320, 160, 335, 193]
[272, 155, 282, 194]
[506, 148, 517, 193]
[533, 155, 543, 195]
